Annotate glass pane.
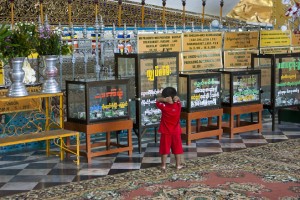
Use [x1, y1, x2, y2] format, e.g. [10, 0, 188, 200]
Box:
[118, 57, 135, 78]
[275, 57, 300, 107]
[232, 74, 260, 103]
[67, 83, 86, 120]
[221, 73, 230, 103]
[190, 76, 221, 108]
[178, 76, 187, 108]
[88, 83, 128, 120]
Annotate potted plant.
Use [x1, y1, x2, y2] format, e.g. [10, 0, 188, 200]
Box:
[0, 22, 37, 97]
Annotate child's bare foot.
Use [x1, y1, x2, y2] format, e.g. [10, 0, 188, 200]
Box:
[161, 165, 166, 170]
[176, 165, 183, 170]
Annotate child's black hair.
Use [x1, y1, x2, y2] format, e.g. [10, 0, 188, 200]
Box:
[162, 87, 177, 98]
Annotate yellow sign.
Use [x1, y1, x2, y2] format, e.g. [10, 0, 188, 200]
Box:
[292, 33, 300, 46]
[292, 46, 300, 53]
[258, 47, 293, 67]
[224, 50, 259, 68]
[260, 30, 291, 47]
[182, 32, 222, 51]
[180, 51, 222, 72]
[0, 98, 41, 113]
[0, 60, 4, 85]
[146, 65, 171, 81]
[137, 33, 181, 53]
[223, 32, 259, 50]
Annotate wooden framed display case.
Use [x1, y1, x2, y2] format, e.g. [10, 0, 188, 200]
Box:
[219, 68, 261, 107]
[178, 72, 222, 112]
[115, 52, 179, 152]
[66, 79, 130, 124]
[178, 72, 223, 144]
[251, 53, 300, 130]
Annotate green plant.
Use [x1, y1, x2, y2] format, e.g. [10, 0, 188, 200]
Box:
[35, 24, 70, 56]
[0, 22, 36, 64]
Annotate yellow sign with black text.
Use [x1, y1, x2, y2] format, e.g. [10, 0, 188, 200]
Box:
[182, 32, 222, 51]
[137, 33, 181, 53]
[260, 30, 291, 47]
[223, 32, 259, 50]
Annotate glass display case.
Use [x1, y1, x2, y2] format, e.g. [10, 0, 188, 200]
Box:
[251, 53, 300, 108]
[115, 52, 179, 152]
[219, 68, 261, 106]
[178, 72, 221, 112]
[66, 79, 130, 124]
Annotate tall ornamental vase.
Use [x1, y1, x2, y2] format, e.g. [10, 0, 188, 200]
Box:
[7, 57, 28, 97]
[42, 55, 61, 93]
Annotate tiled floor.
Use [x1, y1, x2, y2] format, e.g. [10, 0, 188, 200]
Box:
[0, 116, 300, 198]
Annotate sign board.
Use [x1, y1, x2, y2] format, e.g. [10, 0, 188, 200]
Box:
[260, 47, 291, 54]
[182, 32, 222, 51]
[259, 47, 292, 67]
[180, 50, 222, 71]
[223, 32, 259, 50]
[0, 98, 41, 113]
[291, 46, 300, 53]
[260, 30, 291, 47]
[137, 33, 181, 53]
[292, 33, 300, 46]
[224, 50, 259, 68]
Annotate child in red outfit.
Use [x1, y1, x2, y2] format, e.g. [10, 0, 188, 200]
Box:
[156, 87, 183, 170]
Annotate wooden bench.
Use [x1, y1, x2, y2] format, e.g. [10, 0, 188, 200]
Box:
[0, 129, 80, 165]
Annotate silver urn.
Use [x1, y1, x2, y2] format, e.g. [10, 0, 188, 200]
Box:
[42, 55, 61, 93]
[7, 57, 28, 97]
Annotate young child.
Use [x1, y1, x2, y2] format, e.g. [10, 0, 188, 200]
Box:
[156, 87, 183, 170]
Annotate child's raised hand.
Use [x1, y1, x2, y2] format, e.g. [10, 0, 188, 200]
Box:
[173, 96, 180, 102]
[165, 96, 173, 104]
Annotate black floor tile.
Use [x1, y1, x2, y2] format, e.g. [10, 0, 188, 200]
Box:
[143, 152, 161, 157]
[114, 157, 143, 163]
[265, 139, 289, 143]
[33, 182, 68, 190]
[84, 163, 113, 168]
[197, 152, 221, 157]
[140, 163, 160, 169]
[182, 147, 197, 152]
[196, 143, 221, 147]
[0, 190, 26, 198]
[9, 175, 44, 182]
[221, 148, 246, 152]
[147, 143, 160, 147]
[239, 134, 265, 139]
[286, 135, 300, 139]
[108, 169, 138, 175]
[0, 169, 22, 175]
[47, 169, 79, 175]
[244, 143, 268, 148]
[73, 175, 104, 182]
[0, 156, 28, 161]
[25, 163, 57, 169]
[262, 131, 284, 135]
[220, 138, 244, 143]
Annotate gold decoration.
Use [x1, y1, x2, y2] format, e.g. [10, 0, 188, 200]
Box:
[227, 0, 273, 24]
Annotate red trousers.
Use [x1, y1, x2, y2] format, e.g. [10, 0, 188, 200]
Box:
[159, 133, 183, 155]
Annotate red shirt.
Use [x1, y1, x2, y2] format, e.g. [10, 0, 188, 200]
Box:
[156, 100, 181, 135]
